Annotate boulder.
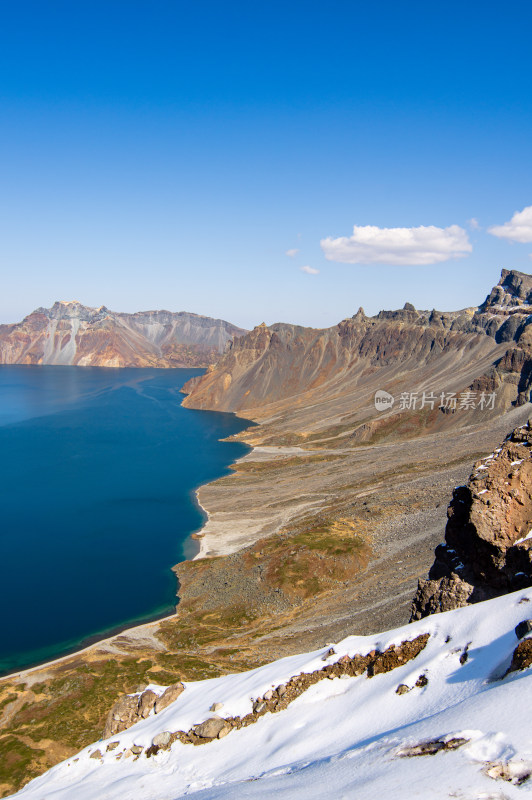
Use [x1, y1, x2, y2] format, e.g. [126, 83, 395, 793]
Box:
[138, 689, 158, 719]
[411, 575, 485, 620]
[508, 638, 532, 673]
[104, 684, 176, 738]
[154, 682, 185, 714]
[103, 694, 141, 738]
[515, 619, 532, 639]
[152, 731, 172, 748]
[194, 716, 230, 740]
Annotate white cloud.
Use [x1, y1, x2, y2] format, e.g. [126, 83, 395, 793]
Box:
[321, 224, 471, 266]
[286, 248, 299, 257]
[300, 265, 319, 275]
[468, 217, 481, 230]
[488, 205, 532, 243]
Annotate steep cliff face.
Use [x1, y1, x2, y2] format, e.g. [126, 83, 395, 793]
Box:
[182, 271, 532, 443]
[0, 302, 246, 368]
[411, 421, 532, 619]
[479, 267, 532, 310]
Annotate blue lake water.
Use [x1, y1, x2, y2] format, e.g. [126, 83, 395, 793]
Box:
[0, 366, 252, 675]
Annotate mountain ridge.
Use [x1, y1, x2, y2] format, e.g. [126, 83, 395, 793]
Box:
[182, 268, 532, 420]
[0, 301, 247, 368]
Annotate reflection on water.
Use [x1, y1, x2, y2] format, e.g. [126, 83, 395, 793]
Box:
[0, 366, 147, 426]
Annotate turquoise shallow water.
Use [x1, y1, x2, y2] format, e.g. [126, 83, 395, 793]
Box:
[0, 366, 251, 675]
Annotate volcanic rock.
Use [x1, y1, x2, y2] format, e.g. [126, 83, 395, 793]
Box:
[193, 717, 231, 740]
[0, 301, 246, 368]
[152, 731, 172, 748]
[182, 270, 532, 417]
[411, 421, 532, 619]
[104, 686, 169, 737]
[508, 638, 532, 673]
[154, 682, 185, 714]
[515, 619, 532, 639]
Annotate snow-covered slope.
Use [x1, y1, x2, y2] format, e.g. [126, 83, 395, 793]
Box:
[12, 590, 532, 800]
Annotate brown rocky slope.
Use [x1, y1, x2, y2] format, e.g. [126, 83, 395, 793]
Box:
[411, 420, 532, 619]
[0, 301, 246, 368]
[182, 269, 532, 429]
[181, 270, 532, 566]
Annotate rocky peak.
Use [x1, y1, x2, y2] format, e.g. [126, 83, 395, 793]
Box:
[33, 301, 110, 323]
[479, 269, 532, 311]
[231, 322, 272, 353]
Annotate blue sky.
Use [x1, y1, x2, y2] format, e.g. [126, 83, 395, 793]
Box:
[1, 1, 532, 328]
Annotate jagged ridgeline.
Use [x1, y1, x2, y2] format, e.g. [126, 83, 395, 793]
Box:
[0, 302, 247, 367]
[182, 269, 532, 438]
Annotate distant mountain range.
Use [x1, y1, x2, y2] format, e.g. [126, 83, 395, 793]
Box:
[0, 302, 247, 368]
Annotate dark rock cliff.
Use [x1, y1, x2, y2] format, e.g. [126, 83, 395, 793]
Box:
[411, 421, 532, 619]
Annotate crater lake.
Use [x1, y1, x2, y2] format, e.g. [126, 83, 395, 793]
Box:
[0, 366, 251, 674]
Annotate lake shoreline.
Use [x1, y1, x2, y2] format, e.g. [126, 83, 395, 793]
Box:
[0, 366, 253, 678]
[0, 608, 176, 681]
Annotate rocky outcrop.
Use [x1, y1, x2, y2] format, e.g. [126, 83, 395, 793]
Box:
[103, 682, 185, 737]
[479, 268, 532, 311]
[98, 635, 430, 758]
[0, 301, 246, 367]
[508, 637, 532, 673]
[131, 634, 430, 754]
[411, 422, 532, 619]
[154, 683, 186, 714]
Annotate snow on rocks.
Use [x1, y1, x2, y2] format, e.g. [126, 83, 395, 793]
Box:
[11, 589, 532, 800]
[514, 529, 532, 545]
[103, 683, 184, 737]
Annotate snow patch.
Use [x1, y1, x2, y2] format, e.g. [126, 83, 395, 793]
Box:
[514, 530, 532, 545]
